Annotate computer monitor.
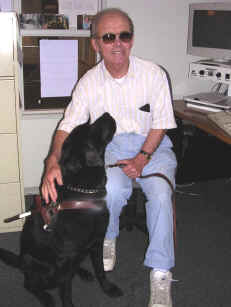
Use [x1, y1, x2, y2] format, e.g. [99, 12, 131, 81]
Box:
[187, 2, 231, 63]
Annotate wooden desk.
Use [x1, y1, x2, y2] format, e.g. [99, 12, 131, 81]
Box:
[173, 100, 231, 145]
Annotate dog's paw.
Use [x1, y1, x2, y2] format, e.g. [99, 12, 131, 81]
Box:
[102, 281, 123, 297]
[76, 267, 94, 282]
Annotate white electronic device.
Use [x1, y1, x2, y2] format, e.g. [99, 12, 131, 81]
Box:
[189, 60, 231, 85]
[185, 3, 231, 110]
[184, 92, 231, 110]
[187, 3, 231, 60]
[187, 3, 231, 84]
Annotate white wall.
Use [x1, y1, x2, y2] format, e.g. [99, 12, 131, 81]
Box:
[21, 114, 63, 189]
[21, 0, 230, 189]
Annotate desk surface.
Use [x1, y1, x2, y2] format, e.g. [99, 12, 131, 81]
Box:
[173, 100, 231, 145]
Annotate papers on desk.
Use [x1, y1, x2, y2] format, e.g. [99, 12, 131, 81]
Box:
[207, 111, 231, 137]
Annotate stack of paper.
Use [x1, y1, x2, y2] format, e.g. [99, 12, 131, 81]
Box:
[207, 111, 231, 136]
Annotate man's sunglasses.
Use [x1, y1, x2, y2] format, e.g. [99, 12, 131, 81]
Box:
[97, 31, 133, 44]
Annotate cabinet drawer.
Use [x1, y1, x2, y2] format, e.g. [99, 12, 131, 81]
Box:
[0, 13, 14, 76]
[0, 134, 19, 183]
[0, 183, 23, 231]
[0, 80, 16, 133]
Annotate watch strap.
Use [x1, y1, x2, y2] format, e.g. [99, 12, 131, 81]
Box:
[140, 150, 152, 160]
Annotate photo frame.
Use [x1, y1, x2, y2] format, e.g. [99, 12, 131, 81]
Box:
[77, 14, 94, 30]
[20, 14, 69, 30]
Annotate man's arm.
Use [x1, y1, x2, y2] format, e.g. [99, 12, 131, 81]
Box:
[139, 128, 166, 156]
[118, 129, 166, 178]
[41, 130, 69, 203]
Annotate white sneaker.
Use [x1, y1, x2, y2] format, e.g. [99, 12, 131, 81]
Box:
[148, 270, 173, 307]
[103, 239, 116, 272]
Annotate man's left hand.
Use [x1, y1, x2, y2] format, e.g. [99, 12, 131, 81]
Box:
[117, 154, 148, 179]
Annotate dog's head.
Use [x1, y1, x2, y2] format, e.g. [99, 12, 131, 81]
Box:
[58, 113, 116, 195]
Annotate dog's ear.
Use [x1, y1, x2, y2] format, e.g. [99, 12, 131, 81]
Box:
[90, 113, 116, 146]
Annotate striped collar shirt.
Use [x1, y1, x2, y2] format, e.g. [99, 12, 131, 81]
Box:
[58, 55, 177, 136]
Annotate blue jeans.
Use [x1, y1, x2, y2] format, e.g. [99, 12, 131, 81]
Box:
[105, 133, 177, 271]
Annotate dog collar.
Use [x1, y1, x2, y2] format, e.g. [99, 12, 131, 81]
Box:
[65, 184, 106, 194]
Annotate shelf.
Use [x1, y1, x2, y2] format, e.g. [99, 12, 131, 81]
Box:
[21, 108, 64, 120]
[21, 29, 90, 37]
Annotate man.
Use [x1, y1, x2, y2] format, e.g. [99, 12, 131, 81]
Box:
[42, 8, 177, 307]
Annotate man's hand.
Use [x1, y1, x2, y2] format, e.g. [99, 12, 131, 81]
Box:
[118, 129, 166, 178]
[118, 154, 148, 179]
[41, 156, 63, 204]
[41, 130, 68, 204]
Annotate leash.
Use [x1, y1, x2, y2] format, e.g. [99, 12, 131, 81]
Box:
[4, 164, 174, 220]
[4, 198, 58, 224]
[4, 163, 176, 244]
[4, 211, 32, 223]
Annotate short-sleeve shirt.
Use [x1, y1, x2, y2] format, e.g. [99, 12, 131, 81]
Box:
[58, 55, 177, 136]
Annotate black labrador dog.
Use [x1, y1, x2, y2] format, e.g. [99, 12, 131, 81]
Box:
[0, 113, 122, 307]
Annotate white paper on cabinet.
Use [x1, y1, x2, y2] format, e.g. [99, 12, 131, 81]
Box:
[59, 0, 98, 13]
[0, 0, 12, 11]
[40, 39, 78, 98]
[59, 0, 98, 28]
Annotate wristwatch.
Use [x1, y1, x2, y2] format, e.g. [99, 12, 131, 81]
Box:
[140, 150, 152, 160]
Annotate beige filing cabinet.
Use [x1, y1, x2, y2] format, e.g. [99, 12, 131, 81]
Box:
[0, 13, 25, 232]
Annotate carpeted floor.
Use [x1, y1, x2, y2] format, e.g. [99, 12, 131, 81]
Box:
[0, 178, 231, 306]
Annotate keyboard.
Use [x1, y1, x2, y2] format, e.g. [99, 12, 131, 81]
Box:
[207, 111, 231, 137]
